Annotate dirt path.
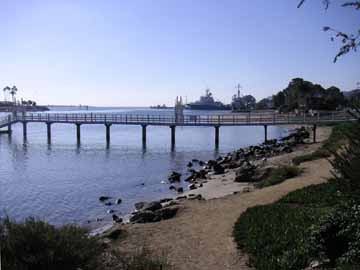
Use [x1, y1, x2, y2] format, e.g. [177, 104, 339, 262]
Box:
[115, 127, 333, 270]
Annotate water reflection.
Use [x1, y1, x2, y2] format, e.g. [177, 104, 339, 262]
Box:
[0, 111, 287, 227]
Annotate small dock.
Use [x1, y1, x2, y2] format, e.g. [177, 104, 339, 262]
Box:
[0, 111, 356, 147]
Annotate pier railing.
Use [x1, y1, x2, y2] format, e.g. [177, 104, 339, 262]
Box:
[1, 111, 356, 146]
[10, 111, 354, 126]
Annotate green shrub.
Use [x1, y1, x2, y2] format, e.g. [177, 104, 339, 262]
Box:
[310, 203, 360, 268]
[279, 181, 348, 207]
[0, 217, 103, 270]
[292, 123, 357, 165]
[292, 148, 330, 165]
[257, 165, 302, 188]
[105, 246, 173, 270]
[233, 204, 319, 270]
[330, 123, 360, 193]
[233, 122, 360, 270]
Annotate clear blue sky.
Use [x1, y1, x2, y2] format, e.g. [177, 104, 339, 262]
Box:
[0, 0, 359, 106]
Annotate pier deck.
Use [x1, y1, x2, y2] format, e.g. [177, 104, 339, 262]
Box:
[0, 111, 356, 147]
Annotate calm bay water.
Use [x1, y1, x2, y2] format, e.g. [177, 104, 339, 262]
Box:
[0, 107, 287, 228]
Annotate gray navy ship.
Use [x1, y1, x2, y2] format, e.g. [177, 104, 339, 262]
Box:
[185, 89, 230, 110]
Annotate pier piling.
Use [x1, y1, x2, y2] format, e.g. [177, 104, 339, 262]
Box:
[105, 124, 111, 145]
[46, 123, 52, 143]
[22, 122, 27, 139]
[264, 125, 268, 143]
[215, 126, 220, 148]
[313, 124, 317, 143]
[76, 123, 81, 144]
[142, 125, 147, 146]
[170, 125, 176, 148]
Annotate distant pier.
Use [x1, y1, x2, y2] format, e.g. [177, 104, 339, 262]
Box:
[0, 111, 356, 148]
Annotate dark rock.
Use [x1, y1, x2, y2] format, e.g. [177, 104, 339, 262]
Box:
[107, 209, 115, 214]
[207, 160, 217, 166]
[130, 210, 156, 223]
[167, 200, 179, 207]
[192, 159, 199, 163]
[156, 206, 179, 220]
[105, 202, 112, 206]
[168, 171, 181, 182]
[136, 201, 162, 212]
[188, 194, 203, 200]
[160, 198, 173, 203]
[112, 214, 123, 223]
[225, 160, 243, 169]
[188, 183, 197, 190]
[176, 187, 184, 193]
[192, 169, 207, 180]
[169, 185, 176, 190]
[99, 196, 110, 202]
[184, 175, 194, 182]
[187, 162, 193, 167]
[115, 198, 122, 204]
[176, 195, 187, 200]
[106, 229, 123, 240]
[130, 206, 179, 224]
[134, 202, 146, 211]
[198, 160, 205, 166]
[213, 164, 225, 174]
[234, 162, 257, 182]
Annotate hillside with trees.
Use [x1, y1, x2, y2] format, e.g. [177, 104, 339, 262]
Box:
[272, 78, 346, 112]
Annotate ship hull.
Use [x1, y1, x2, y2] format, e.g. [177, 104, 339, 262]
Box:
[185, 104, 230, 110]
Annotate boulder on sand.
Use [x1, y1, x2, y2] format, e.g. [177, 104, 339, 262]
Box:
[234, 162, 257, 182]
[130, 206, 180, 223]
[213, 163, 225, 174]
[130, 210, 156, 223]
[188, 183, 197, 190]
[168, 171, 181, 182]
[134, 201, 162, 212]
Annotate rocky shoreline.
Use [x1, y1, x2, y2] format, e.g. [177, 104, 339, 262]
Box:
[96, 126, 312, 231]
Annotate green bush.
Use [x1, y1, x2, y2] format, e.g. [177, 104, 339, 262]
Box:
[105, 246, 173, 270]
[292, 123, 357, 165]
[257, 165, 302, 188]
[292, 148, 330, 165]
[234, 122, 360, 270]
[310, 203, 360, 268]
[279, 181, 348, 207]
[330, 124, 360, 193]
[233, 204, 319, 270]
[0, 217, 103, 270]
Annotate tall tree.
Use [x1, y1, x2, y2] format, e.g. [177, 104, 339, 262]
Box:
[9, 86, 18, 103]
[3, 86, 10, 102]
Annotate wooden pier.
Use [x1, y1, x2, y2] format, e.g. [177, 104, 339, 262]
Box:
[0, 111, 356, 147]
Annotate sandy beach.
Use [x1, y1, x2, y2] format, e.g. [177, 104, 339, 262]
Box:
[108, 125, 333, 270]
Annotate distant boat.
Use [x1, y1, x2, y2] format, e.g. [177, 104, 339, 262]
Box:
[185, 89, 230, 110]
[150, 104, 173, 109]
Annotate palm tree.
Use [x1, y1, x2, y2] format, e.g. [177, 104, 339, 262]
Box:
[10, 86, 18, 103]
[3, 86, 10, 102]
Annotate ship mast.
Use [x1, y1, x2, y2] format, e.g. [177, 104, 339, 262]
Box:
[235, 84, 242, 98]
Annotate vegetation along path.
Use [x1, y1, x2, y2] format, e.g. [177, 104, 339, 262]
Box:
[116, 127, 333, 270]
